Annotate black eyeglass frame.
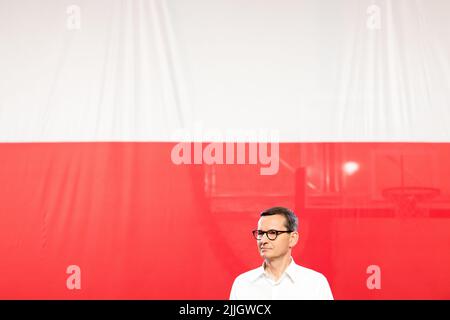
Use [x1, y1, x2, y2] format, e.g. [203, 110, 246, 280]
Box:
[252, 229, 293, 241]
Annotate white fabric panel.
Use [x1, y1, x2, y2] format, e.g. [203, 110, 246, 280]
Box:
[0, 0, 449, 142]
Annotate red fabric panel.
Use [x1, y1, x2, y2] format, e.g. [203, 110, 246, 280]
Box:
[0, 142, 449, 299]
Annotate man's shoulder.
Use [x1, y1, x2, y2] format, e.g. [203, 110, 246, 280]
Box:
[292, 264, 330, 283]
[293, 264, 334, 299]
[233, 265, 263, 283]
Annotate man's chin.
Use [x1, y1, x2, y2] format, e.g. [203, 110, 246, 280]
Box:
[260, 251, 272, 258]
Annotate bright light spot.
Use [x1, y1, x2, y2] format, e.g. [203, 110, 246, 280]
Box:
[343, 161, 359, 175]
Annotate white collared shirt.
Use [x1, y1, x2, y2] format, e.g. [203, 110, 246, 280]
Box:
[229, 258, 334, 300]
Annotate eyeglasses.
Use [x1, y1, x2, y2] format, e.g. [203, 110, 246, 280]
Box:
[252, 229, 292, 241]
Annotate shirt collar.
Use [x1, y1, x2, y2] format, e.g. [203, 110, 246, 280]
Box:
[250, 257, 298, 283]
[284, 258, 298, 283]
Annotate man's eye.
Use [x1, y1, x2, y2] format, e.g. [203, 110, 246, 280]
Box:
[268, 230, 277, 235]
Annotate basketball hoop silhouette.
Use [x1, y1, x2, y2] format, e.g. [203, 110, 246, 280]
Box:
[381, 152, 440, 217]
[382, 186, 440, 217]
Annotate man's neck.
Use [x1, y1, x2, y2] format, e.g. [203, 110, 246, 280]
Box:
[263, 255, 292, 282]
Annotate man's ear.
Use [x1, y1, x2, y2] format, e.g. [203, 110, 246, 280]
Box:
[289, 231, 299, 248]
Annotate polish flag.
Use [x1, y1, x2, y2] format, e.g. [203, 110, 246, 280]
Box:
[1, 0, 450, 299]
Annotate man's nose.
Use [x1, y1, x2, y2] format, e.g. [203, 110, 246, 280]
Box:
[259, 234, 269, 244]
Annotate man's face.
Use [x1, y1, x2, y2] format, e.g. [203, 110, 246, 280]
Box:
[256, 214, 298, 260]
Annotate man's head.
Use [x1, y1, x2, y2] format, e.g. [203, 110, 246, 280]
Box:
[254, 207, 299, 260]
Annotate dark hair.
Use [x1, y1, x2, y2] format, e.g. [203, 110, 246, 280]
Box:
[260, 206, 298, 232]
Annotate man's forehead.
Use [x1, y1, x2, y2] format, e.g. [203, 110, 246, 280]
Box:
[258, 215, 287, 228]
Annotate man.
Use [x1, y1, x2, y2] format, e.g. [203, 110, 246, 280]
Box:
[229, 206, 333, 300]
